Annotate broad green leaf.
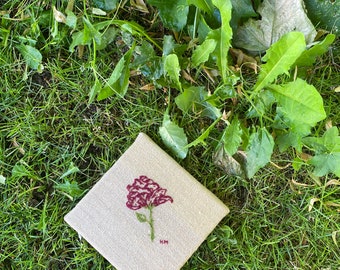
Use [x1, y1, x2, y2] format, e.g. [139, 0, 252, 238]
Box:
[55, 180, 83, 198]
[163, 35, 176, 56]
[303, 127, 340, 176]
[247, 90, 275, 118]
[230, 0, 257, 31]
[98, 44, 134, 100]
[93, 0, 118, 11]
[207, 0, 232, 83]
[269, 78, 326, 133]
[162, 35, 186, 57]
[175, 86, 221, 119]
[295, 34, 336, 67]
[89, 79, 102, 104]
[65, 10, 77, 29]
[275, 131, 305, 152]
[253, 32, 306, 95]
[98, 56, 126, 100]
[191, 39, 217, 67]
[309, 153, 340, 177]
[147, 0, 189, 31]
[159, 111, 188, 159]
[304, 0, 340, 35]
[69, 18, 102, 52]
[234, 0, 316, 52]
[270, 79, 326, 152]
[303, 127, 340, 154]
[197, 16, 211, 42]
[186, 117, 220, 148]
[136, 213, 148, 223]
[164, 54, 182, 91]
[187, 0, 214, 14]
[17, 44, 43, 71]
[83, 17, 102, 46]
[96, 27, 118, 50]
[245, 127, 274, 178]
[221, 118, 242, 156]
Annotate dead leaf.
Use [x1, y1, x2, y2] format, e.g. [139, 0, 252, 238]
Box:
[53, 6, 66, 23]
[290, 179, 315, 187]
[130, 0, 149, 13]
[298, 152, 312, 161]
[332, 231, 339, 247]
[12, 137, 25, 155]
[92, 8, 107, 16]
[181, 70, 196, 84]
[234, 0, 316, 53]
[325, 179, 340, 187]
[140, 83, 155, 91]
[270, 161, 290, 170]
[308, 197, 320, 212]
[229, 48, 258, 73]
[325, 120, 333, 130]
[213, 147, 246, 177]
[324, 202, 340, 208]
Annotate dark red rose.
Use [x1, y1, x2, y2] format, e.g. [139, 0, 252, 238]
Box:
[126, 175, 173, 210]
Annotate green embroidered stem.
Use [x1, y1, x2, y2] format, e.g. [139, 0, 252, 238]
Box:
[147, 205, 155, 241]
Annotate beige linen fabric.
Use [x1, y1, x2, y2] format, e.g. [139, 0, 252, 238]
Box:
[65, 133, 229, 270]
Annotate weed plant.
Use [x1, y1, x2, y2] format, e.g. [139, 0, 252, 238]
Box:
[1, 0, 339, 269]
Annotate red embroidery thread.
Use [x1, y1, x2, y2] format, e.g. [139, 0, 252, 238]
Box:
[126, 175, 173, 241]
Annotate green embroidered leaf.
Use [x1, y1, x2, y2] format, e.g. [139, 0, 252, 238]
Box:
[159, 111, 188, 159]
[98, 44, 134, 100]
[147, 0, 189, 31]
[245, 127, 274, 178]
[17, 45, 43, 71]
[207, 0, 232, 83]
[186, 117, 220, 148]
[175, 86, 221, 119]
[295, 34, 336, 67]
[191, 39, 217, 67]
[164, 54, 182, 90]
[253, 32, 306, 94]
[221, 118, 242, 156]
[136, 213, 148, 223]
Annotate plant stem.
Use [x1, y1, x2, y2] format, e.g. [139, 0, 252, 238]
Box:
[147, 205, 155, 241]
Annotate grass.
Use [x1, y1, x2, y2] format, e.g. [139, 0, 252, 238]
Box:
[1, 1, 340, 269]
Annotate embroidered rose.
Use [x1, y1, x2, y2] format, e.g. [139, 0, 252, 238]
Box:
[126, 175, 173, 241]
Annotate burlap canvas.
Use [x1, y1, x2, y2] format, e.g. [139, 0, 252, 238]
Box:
[65, 133, 229, 270]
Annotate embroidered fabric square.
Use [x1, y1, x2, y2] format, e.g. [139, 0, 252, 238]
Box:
[65, 133, 229, 270]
